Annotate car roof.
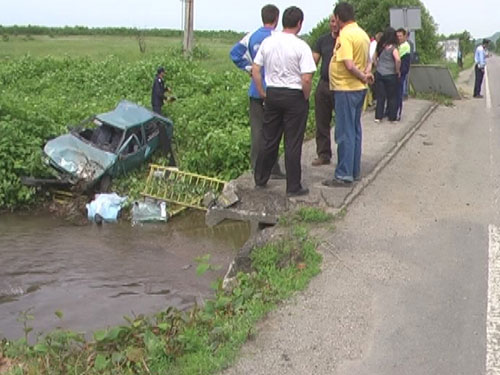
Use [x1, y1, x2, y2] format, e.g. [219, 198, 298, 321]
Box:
[96, 100, 155, 130]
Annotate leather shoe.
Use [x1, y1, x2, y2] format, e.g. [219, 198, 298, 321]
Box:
[322, 178, 352, 187]
[311, 157, 331, 166]
[286, 187, 309, 197]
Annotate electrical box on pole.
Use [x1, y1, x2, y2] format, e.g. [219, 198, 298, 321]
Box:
[183, 0, 194, 54]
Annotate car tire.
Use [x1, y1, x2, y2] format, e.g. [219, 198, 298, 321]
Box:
[99, 174, 112, 193]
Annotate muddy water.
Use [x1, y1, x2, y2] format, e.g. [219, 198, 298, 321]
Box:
[0, 211, 250, 339]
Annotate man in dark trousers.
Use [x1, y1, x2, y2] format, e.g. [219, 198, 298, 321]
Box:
[152, 66, 168, 115]
[473, 39, 489, 98]
[151, 67, 175, 165]
[311, 14, 338, 166]
[229, 4, 285, 178]
[252, 6, 316, 197]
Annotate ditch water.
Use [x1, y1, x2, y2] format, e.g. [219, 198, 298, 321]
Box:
[0, 211, 250, 339]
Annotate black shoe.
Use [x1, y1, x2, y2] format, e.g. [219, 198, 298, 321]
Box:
[322, 178, 352, 187]
[270, 172, 286, 180]
[473, 94, 484, 98]
[255, 184, 267, 190]
[286, 187, 309, 197]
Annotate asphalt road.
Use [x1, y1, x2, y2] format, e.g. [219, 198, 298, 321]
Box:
[223, 56, 500, 375]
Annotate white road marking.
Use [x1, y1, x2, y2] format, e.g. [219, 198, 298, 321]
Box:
[486, 66, 492, 110]
[487, 225, 500, 374]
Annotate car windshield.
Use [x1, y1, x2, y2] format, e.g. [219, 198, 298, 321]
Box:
[76, 121, 124, 153]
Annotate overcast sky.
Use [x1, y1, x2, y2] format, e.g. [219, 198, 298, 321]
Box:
[1, 0, 497, 39]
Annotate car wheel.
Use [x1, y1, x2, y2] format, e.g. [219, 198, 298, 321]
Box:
[99, 174, 112, 193]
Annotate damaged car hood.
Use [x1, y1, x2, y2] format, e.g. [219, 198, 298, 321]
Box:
[44, 134, 116, 181]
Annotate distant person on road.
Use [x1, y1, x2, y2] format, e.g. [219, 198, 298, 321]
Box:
[252, 6, 316, 197]
[396, 28, 411, 121]
[457, 49, 463, 69]
[473, 39, 490, 98]
[323, 2, 371, 187]
[373, 27, 400, 123]
[311, 14, 339, 167]
[229, 4, 285, 178]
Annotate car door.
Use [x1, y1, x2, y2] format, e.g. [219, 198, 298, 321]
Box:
[113, 128, 147, 176]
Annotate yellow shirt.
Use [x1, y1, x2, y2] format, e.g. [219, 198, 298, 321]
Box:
[329, 22, 370, 91]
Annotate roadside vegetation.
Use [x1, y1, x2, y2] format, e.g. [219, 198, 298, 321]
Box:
[0, 207, 332, 375]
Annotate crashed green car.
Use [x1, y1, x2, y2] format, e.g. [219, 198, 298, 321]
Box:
[43, 100, 174, 191]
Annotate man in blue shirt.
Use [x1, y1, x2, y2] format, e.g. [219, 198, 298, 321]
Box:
[230, 4, 284, 178]
[473, 39, 489, 98]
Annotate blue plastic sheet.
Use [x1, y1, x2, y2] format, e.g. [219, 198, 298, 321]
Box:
[86, 193, 127, 222]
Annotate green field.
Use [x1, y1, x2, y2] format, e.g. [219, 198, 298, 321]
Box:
[0, 34, 238, 73]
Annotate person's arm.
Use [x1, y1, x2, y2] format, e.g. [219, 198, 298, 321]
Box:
[479, 49, 486, 68]
[393, 48, 401, 77]
[301, 73, 313, 100]
[251, 63, 266, 98]
[343, 60, 370, 84]
[313, 52, 321, 65]
[364, 58, 373, 75]
[312, 36, 322, 66]
[229, 33, 252, 74]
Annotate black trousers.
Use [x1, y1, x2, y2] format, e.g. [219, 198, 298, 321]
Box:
[249, 98, 283, 174]
[314, 79, 334, 160]
[474, 64, 485, 97]
[375, 72, 399, 121]
[254, 88, 309, 193]
[152, 105, 176, 166]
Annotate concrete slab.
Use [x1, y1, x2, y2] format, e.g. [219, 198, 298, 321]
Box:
[206, 98, 436, 227]
[409, 65, 461, 99]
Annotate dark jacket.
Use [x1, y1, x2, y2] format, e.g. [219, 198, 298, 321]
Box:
[400, 53, 411, 76]
[151, 75, 165, 109]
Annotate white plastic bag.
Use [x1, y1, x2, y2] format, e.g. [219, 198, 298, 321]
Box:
[86, 193, 127, 222]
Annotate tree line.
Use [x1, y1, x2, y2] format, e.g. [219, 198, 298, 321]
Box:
[0, 25, 244, 41]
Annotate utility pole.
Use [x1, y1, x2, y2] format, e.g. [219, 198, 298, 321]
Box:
[183, 0, 194, 54]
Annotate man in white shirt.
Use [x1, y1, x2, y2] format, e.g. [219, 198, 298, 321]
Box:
[474, 39, 489, 98]
[252, 6, 316, 197]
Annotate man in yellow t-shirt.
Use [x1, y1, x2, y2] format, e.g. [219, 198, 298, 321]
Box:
[323, 2, 372, 187]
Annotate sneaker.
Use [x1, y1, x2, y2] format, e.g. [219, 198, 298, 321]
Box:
[311, 157, 331, 166]
[473, 94, 484, 98]
[374, 119, 381, 123]
[322, 178, 352, 187]
[255, 184, 267, 190]
[286, 187, 309, 197]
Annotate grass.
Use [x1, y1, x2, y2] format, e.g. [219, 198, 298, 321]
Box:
[0, 34, 237, 73]
[414, 91, 454, 106]
[0, 207, 330, 375]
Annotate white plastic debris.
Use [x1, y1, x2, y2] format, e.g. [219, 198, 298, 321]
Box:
[86, 193, 127, 222]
